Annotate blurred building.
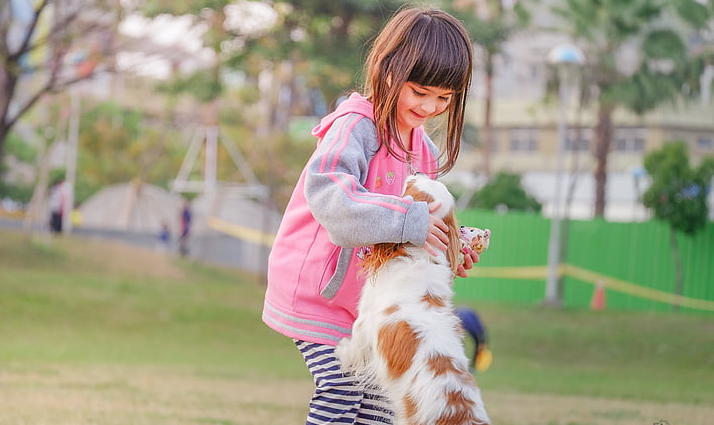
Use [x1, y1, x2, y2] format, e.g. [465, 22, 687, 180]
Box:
[454, 6, 714, 222]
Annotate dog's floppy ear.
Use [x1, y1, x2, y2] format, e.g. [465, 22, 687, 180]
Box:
[403, 178, 435, 204]
[443, 209, 462, 275]
[361, 243, 406, 276]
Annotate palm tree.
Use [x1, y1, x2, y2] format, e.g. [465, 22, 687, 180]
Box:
[552, 0, 688, 217]
[674, 0, 714, 104]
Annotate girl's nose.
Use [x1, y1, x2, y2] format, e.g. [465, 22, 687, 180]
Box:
[421, 99, 437, 115]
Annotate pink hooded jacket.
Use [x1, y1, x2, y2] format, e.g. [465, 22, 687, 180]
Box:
[262, 93, 440, 345]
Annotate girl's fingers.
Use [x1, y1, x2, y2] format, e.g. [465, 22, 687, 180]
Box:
[425, 232, 447, 254]
[424, 241, 439, 257]
[462, 251, 474, 269]
[428, 202, 449, 234]
[424, 201, 450, 254]
[456, 251, 480, 278]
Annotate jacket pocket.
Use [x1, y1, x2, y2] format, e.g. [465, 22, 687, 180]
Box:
[319, 246, 353, 300]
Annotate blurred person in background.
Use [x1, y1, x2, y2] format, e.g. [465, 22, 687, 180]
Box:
[157, 222, 172, 253]
[456, 306, 493, 373]
[48, 177, 66, 233]
[178, 200, 192, 256]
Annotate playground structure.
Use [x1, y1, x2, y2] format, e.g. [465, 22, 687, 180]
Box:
[59, 123, 280, 275]
[167, 124, 279, 274]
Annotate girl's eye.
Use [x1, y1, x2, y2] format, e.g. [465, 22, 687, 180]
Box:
[439, 96, 452, 102]
[412, 89, 426, 97]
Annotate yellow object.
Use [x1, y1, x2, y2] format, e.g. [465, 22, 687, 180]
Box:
[467, 265, 714, 312]
[475, 348, 492, 372]
[206, 216, 275, 247]
[71, 209, 82, 225]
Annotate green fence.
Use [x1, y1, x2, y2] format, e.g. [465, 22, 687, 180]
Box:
[454, 209, 714, 313]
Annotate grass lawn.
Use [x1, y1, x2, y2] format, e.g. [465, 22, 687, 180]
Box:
[1, 228, 713, 424]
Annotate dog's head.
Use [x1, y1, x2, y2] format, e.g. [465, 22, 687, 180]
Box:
[362, 174, 462, 275]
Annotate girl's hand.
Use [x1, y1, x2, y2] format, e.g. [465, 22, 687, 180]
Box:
[456, 249, 480, 278]
[423, 201, 449, 257]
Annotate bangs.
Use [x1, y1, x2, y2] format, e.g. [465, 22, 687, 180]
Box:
[406, 15, 471, 91]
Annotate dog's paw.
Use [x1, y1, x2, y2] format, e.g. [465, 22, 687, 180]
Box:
[335, 338, 353, 369]
[336, 336, 373, 376]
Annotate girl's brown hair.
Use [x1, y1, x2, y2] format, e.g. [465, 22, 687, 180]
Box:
[364, 7, 473, 175]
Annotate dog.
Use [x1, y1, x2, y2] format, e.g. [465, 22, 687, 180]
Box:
[336, 174, 490, 425]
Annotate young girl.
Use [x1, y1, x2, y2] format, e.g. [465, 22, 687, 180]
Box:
[262, 7, 477, 424]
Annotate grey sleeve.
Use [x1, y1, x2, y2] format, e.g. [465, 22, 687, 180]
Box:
[304, 114, 429, 248]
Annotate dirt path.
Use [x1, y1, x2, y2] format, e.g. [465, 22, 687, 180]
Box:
[0, 366, 710, 425]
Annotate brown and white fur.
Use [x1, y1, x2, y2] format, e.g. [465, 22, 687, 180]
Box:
[336, 174, 490, 425]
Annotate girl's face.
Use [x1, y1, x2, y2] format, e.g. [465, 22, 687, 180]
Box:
[396, 82, 454, 142]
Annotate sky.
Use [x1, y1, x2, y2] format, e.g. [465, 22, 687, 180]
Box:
[117, 1, 277, 79]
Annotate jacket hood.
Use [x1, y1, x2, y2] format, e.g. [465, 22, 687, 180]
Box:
[312, 93, 374, 139]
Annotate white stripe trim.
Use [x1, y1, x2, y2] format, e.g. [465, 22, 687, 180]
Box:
[264, 301, 352, 333]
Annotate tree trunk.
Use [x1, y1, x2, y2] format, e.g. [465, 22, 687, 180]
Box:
[0, 123, 7, 168]
[0, 66, 17, 167]
[22, 141, 53, 236]
[593, 103, 614, 217]
[482, 51, 494, 179]
[669, 226, 684, 312]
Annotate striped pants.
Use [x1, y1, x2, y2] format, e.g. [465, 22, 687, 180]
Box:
[295, 340, 394, 424]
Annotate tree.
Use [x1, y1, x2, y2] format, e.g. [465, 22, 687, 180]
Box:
[674, 0, 714, 104]
[642, 141, 714, 310]
[75, 101, 186, 204]
[552, 0, 689, 217]
[0, 0, 116, 167]
[137, 1, 407, 129]
[134, 1, 409, 211]
[451, 0, 531, 179]
[235, 0, 407, 130]
[0, 130, 36, 203]
[467, 171, 542, 212]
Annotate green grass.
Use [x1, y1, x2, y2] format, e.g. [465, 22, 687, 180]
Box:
[0, 230, 303, 380]
[1, 228, 713, 424]
[468, 304, 714, 404]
